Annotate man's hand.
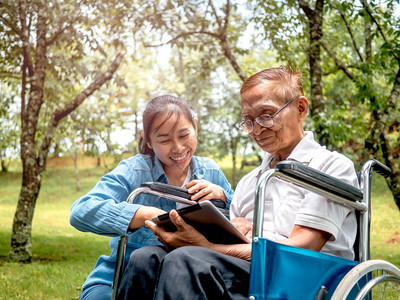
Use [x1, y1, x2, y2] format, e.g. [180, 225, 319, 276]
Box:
[184, 180, 227, 202]
[146, 210, 254, 261]
[231, 217, 253, 238]
[145, 209, 212, 250]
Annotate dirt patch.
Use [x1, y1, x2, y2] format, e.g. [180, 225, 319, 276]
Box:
[386, 232, 400, 244]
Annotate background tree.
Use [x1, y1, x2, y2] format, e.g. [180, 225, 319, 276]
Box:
[253, 0, 400, 209]
[0, 0, 124, 262]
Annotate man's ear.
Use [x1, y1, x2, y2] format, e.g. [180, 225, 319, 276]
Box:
[141, 132, 152, 149]
[297, 96, 309, 121]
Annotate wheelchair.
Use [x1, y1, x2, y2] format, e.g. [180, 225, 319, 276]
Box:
[249, 159, 400, 299]
[111, 159, 400, 300]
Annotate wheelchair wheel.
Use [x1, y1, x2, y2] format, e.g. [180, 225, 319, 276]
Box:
[331, 259, 400, 300]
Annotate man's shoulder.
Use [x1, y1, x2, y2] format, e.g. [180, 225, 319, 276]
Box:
[237, 165, 263, 187]
[312, 146, 354, 167]
[309, 147, 357, 184]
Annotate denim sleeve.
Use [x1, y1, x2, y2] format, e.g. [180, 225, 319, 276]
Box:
[202, 158, 235, 208]
[217, 170, 234, 208]
[70, 159, 141, 237]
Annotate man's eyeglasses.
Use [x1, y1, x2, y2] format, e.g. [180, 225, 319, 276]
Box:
[239, 97, 297, 133]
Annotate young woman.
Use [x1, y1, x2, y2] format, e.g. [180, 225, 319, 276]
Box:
[70, 95, 234, 300]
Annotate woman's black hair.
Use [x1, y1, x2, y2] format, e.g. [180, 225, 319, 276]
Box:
[138, 95, 196, 155]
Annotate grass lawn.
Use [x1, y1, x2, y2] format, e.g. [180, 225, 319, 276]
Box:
[0, 156, 399, 299]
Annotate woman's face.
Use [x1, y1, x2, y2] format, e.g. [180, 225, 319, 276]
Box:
[146, 112, 197, 175]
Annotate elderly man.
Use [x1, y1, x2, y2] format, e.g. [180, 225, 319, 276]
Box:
[117, 66, 358, 300]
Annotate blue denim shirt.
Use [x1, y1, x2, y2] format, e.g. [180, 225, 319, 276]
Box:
[70, 154, 234, 289]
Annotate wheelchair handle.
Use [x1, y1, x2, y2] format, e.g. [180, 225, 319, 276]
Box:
[363, 159, 391, 178]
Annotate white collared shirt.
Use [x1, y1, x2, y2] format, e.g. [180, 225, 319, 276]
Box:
[230, 132, 358, 259]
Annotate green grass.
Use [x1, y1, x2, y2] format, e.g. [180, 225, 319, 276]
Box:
[0, 158, 399, 299]
[0, 166, 111, 300]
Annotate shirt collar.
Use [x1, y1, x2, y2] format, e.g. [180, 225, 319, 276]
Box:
[151, 156, 168, 182]
[151, 155, 203, 182]
[286, 131, 319, 163]
[190, 156, 205, 180]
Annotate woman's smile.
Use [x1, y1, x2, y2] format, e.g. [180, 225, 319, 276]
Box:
[170, 151, 189, 164]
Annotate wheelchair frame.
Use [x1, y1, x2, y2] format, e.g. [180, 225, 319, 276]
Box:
[249, 159, 400, 299]
[111, 188, 200, 300]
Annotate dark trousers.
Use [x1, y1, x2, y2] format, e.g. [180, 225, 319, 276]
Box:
[117, 245, 250, 300]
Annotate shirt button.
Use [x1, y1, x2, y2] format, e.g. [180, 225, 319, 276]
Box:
[271, 178, 277, 183]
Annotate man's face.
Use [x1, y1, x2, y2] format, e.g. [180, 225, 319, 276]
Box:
[240, 83, 307, 160]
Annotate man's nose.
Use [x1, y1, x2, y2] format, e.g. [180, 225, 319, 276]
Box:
[252, 122, 264, 135]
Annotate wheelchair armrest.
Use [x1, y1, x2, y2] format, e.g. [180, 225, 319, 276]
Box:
[275, 161, 363, 202]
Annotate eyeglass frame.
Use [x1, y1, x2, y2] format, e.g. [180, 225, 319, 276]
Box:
[238, 96, 298, 133]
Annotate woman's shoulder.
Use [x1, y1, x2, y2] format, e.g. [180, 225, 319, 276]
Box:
[119, 153, 154, 170]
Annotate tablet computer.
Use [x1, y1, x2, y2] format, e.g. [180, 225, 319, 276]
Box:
[152, 200, 250, 245]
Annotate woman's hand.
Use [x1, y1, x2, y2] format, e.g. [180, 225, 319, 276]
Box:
[128, 206, 167, 230]
[231, 217, 253, 239]
[145, 209, 212, 250]
[184, 179, 227, 202]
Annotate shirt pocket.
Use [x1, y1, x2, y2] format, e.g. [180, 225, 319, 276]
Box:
[274, 185, 305, 237]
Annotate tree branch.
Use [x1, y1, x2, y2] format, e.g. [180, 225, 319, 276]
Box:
[46, 14, 81, 47]
[298, 0, 315, 19]
[144, 31, 220, 47]
[0, 15, 22, 36]
[17, 0, 34, 75]
[37, 51, 124, 172]
[223, 0, 230, 33]
[360, 0, 400, 63]
[333, 5, 364, 62]
[321, 42, 354, 80]
[208, 0, 223, 30]
[54, 52, 124, 122]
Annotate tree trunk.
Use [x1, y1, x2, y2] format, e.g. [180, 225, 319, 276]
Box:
[9, 50, 124, 262]
[74, 156, 81, 191]
[231, 149, 237, 187]
[10, 0, 48, 262]
[69, 148, 81, 191]
[1, 157, 9, 172]
[298, 0, 329, 146]
[10, 163, 41, 262]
